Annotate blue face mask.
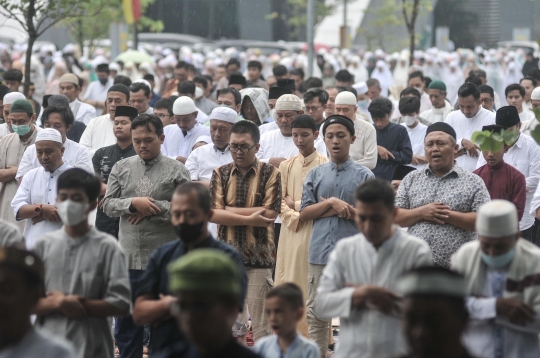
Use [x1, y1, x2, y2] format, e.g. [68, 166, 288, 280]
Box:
[481, 249, 515, 268]
[357, 100, 369, 110]
[98, 77, 108, 85]
[11, 124, 31, 136]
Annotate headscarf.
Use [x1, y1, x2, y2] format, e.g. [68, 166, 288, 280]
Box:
[392, 52, 410, 89]
[139, 62, 160, 93]
[347, 55, 368, 83]
[45, 60, 67, 96]
[442, 60, 464, 105]
[240, 88, 270, 125]
[370, 60, 393, 97]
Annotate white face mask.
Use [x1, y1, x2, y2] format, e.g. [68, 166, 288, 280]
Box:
[403, 115, 417, 126]
[195, 86, 204, 99]
[57, 200, 89, 226]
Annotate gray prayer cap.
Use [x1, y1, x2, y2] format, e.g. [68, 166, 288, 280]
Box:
[48, 94, 70, 107]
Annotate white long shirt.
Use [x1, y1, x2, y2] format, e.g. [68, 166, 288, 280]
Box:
[15, 139, 94, 180]
[420, 91, 432, 113]
[70, 99, 96, 125]
[79, 114, 116, 155]
[161, 123, 211, 159]
[445, 107, 496, 172]
[315, 228, 432, 358]
[256, 128, 327, 163]
[420, 100, 454, 124]
[82, 78, 113, 117]
[0, 123, 11, 139]
[11, 162, 72, 248]
[259, 121, 278, 135]
[519, 108, 535, 124]
[185, 143, 233, 181]
[477, 133, 540, 231]
[402, 121, 427, 171]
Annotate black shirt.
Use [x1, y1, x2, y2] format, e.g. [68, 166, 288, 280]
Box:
[153, 338, 262, 358]
[135, 236, 248, 356]
[67, 120, 86, 143]
[92, 143, 136, 237]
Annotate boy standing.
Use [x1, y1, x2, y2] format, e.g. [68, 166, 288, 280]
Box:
[33, 168, 131, 358]
[254, 283, 320, 358]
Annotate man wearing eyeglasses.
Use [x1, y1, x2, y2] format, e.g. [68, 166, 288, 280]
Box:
[303, 88, 328, 130]
[479, 84, 496, 112]
[153, 98, 174, 127]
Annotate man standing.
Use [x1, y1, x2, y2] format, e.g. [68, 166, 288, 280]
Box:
[303, 88, 328, 130]
[163, 61, 189, 98]
[0, 99, 40, 230]
[12, 129, 72, 248]
[315, 179, 432, 358]
[479, 85, 496, 112]
[210, 120, 281, 341]
[267, 87, 291, 111]
[129, 82, 153, 115]
[153, 98, 174, 127]
[395, 122, 491, 267]
[58, 73, 95, 125]
[162, 96, 210, 164]
[3, 69, 23, 92]
[300, 116, 374, 356]
[506, 83, 535, 125]
[407, 71, 432, 113]
[0, 91, 25, 137]
[452, 200, 540, 358]
[193, 76, 218, 115]
[399, 96, 428, 170]
[103, 114, 190, 358]
[83, 64, 113, 117]
[445, 83, 495, 172]
[247, 60, 267, 89]
[420, 80, 453, 123]
[520, 76, 536, 111]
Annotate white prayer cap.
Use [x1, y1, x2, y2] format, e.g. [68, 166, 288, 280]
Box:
[36, 128, 63, 144]
[532, 87, 540, 101]
[376, 60, 386, 68]
[134, 79, 152, 90]
[375, 49, 385, 57]
[275, 94, 302, 111]
[210, 106, 237, 124]
[195, 135, 211, 144]
[397, 267, 467, 298]
[476, 200, 519, 238]
[109, 62, 121, 72]
[3, 92, 26, 105]
[353, 82, 368, 95]
[173, 97, 197, 116]
[335, 91, 357, 106]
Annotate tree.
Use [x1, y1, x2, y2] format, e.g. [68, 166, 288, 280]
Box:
[401, 0, 432, 66]
[357, 0, 405, 52]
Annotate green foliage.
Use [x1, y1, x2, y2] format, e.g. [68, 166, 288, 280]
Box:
[529, 107, 540, 145]
[472, 128, 519, 153]
[357, 0, 404, 51]
[279, 0, 336, 41]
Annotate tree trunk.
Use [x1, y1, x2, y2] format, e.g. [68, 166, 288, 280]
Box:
[23, 35, 36, 97]
[409, 29, 415, 67]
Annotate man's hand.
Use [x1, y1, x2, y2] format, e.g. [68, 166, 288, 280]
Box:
[127, 212, 147, 225]
[32, 216, 45, 225]
[322, 197, 353, 219]
[246, 209, 275, 227]
[285, 196, 295, 210]
[418, 202, 451, 224]
[497, 298, 536, 326]
[269, 157, 287, 168]
[175, 156, 187, 164]
[60, 295, 87, 319]
[461, 139, 480, 157]
[350, 285, 402, 315]
[412, 155, 427, 165]
[377, 146, 395, 161]
[131, 197, 161, 217]
[42, 205, 61, 222]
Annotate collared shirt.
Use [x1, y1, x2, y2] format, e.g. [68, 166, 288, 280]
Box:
[257, 128, 327, 163]
[420, 100, 454, 124]
[402, 122, 427, 171]
[134, 236, 247, 355]
[79, 114, 116, 155]
[210, 160, 281, 268]
[143, 106, 154, 115]
[314, 228, 432, 358]
[70, 99, 96, 125]
[253, 333, 320, 358]
[11, 162, 72, 249]
[372, 122, 413, 181]
[93, 143, 137, 237]
[82, 78, 113, 117]
[477, 133, 540, 231]
[300, 157, 375, 265]
[161, 123, 211, 159]
[103, 153, 191, 269]
[16, 139, 94, 180]
[185, 143, 233, 181]
[0, 328, 75, 358]
[259, 121, 278, 135]
[445, 107, 496, 172]
[395, 165, 490, 268]
[33, 227, 131, 358]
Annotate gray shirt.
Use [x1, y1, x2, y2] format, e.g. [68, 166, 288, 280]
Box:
[0, 328, 75, 358]
[0, 219, 23, 247]
[103, 153, 191, 269]
[300, 157, 375, 265]
[33, 227, 131, 358]
[195, 97, 218, 115]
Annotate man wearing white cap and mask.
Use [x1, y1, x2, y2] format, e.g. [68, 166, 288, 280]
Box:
[11, 128, 71, 248]
[521, 86, 540, 135]
[161, 96, 210, 164]
[58, 73, 95, 125]
[0, 92, 26, 138]
[452, 200, 540, 358]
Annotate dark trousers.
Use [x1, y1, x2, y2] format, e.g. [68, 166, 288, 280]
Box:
[272, 223, 281, 280]
[522, 219, 540, 246]
[115, 269, 144, 358]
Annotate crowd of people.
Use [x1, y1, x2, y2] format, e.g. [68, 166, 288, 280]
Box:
[1, 41, 540, 358]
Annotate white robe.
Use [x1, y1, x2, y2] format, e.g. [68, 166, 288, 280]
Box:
[79, 114, 116, 155]
[420, 100, 454, 124]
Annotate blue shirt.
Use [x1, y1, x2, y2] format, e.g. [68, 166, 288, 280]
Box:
[300, 157, 374, 265]
[253, 333, 320, 358]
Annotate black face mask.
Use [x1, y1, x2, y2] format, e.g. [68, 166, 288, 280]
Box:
[174, 221, 205, 244]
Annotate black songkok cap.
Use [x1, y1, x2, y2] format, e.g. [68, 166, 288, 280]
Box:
[96, 63, 110, 72]
[425, 122, 456, 140]
[269, 86, 292, 100]
[392, 165, 416, 181]
[115, 106, 139, 120]
[495, 106, 520, 128]
[322, 115, 355, 136]
[482, 124, 505, 133]
[228, 74, 247, 86]
[277, 78, 296, 91]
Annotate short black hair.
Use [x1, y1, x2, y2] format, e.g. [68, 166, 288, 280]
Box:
[154, 98, 173, 116]
[177, 81, 196, 95]
[174, 182, 212, 213]
[247, 60, 262, 71]
[471, 69, 486, 79]
[57, 168, 102, 202]
[217, 87, 241, 105]
[272, 65, 288, 77]
[423, 76, 432, 88]
[186, 64, 197, 75]
[3, 69, 23, 82]
[131, 113, 164, 137]
[42, 105, 75, 128]
[143, 74, 155, 83]
[266, 282, 304, 309]
[303, 87, 329, 105]
[342, 85, 357, 97]
[304, 77, 323, 90]
[399, 96, 421, 115]
[129, 82, 151, 97]
[520, 76, 538, 88]
[458, 82, 480, 100]
[400, 86, 421, 99]
[291, 114, 317, 132]
[366, 78, 380, 89]
[193, 75, 208, 89]
[368, 97, 393, 118]
[505, 83, 525, 98]
[479, 84, 494, 98]
[175, 61, 189, 70]
[355, 178, 395, 211]
[114, 75, 132, 87]
[108, 83, 131, 101]
[465, 75, 482, 87]
[227, 58, 241, 68]
[0, 84, 9, 100]
[290, 68, 305, 79]
[527, 68, 540, 81]
[408, 70, 424, 82]
[335, 69, 354, 83]
[230, 120, 260, 144]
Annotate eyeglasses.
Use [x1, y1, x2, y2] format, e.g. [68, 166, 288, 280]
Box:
[230, 143, 256, 153]
[305, 105, 322, 112]
[480, 98, 493, 103]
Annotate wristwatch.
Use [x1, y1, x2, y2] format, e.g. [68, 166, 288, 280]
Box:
[34, 204, 43, 216]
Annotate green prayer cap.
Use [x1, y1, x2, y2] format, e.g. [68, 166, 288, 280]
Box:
[10, 99, 34, 114]
[428, 80, 446, 92]
[168, 249, 240, 296]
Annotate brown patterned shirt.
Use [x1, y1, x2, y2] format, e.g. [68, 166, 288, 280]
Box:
[210, 160, 281, 268]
